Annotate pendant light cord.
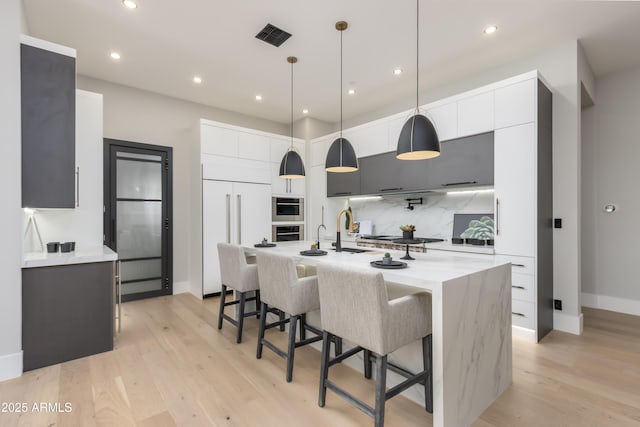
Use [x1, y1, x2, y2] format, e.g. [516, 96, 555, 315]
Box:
[340, 28, 343, 140]
[416, 0, 419, 113]
[290, 59, 294, 149]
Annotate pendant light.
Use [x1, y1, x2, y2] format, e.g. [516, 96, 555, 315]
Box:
[325, 21, 358, 173]
[396, 0, 440, 160]
[279, 56, 305, 179]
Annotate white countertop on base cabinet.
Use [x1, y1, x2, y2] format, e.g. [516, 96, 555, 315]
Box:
[23, 246, 118, 268]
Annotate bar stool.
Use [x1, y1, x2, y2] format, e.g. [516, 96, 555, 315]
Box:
[316, 264, 433, 427]
[216, 243, 261, 343]
[255, 251, 325, 382]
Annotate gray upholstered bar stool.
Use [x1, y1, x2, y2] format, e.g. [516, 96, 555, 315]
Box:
[216, 243, 261, 343]
[316, 264, 433, 427]
[255, 251, 324, 382]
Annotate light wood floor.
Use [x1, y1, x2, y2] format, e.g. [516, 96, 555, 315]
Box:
[1, 294, 639, 427]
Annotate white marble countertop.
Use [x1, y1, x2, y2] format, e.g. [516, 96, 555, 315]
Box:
[424, 240, 495, 255]
[23, 246, 118, 268]
[250, 241, 505, 290]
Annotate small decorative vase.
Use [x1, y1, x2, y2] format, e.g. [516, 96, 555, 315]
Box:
[402, 231, 414, 240]
[383, 256, 392, 265]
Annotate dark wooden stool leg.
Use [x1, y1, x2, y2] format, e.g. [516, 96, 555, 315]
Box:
[217, 284, 227, 330]
[286, 315, 299, 382]
[255, 290, 261, 319]
[424, 334, 433, 413]
[335, 336, 343, 356]
[256, 303, 268, 359]
[318, 331, 331, 407]
[364, 349, 372, 379]
[300, 313, 307, 341]
[236, 291, 246, 343]
[279, 310, 286, 332]
[374, 354, 388, 427]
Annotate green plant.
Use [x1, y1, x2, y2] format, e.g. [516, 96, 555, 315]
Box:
[460, 216, 494, 239]
[400, 224, 416, 232]
[384, 252, 391, 258]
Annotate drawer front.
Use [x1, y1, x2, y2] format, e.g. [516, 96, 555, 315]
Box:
[495, 255, 535, 276]
[511, 273, 535, 302]
[511, 299, 535, 329]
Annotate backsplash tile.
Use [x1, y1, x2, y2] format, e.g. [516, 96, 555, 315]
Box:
[349, 191, 494, 239]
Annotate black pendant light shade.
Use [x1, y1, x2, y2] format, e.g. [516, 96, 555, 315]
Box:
[396, 0, 440, 161]
[279, 149, 305, 178]
[396, 114, 441, 160]
[279, 55, 305, 179]
[325, 137, 358, 172]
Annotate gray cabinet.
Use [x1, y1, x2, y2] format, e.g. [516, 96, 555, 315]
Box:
[21, 43, 76, 208]
[327, 169, 360, 197]
[22, 261, 114, 371]
[358, 131, 494, 196]
[425, 132, 494, 189]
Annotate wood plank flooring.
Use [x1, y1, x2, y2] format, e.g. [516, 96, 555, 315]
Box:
[1, 295, 639, 426]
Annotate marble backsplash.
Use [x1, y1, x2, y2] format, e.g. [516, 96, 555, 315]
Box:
[349, 191, 494, 239]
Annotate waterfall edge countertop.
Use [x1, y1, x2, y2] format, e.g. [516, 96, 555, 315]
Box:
[23, 246, 118, 268]
[248, 241, 513, 427]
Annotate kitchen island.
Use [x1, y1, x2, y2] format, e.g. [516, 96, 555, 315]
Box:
[249, 241, 512, 427]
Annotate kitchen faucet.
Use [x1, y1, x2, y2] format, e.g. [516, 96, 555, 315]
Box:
[335, 208, 357, 252]
[316, 223, 326, 249]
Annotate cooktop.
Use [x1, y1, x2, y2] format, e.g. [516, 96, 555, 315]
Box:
[359, 235, 445, 243]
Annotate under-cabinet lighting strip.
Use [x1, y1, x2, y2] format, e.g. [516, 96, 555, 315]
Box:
[446, 189, 495, 195]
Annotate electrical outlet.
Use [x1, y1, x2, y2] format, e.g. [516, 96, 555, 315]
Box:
[554, 299, 562, 311]
[554, 218, 562, 229]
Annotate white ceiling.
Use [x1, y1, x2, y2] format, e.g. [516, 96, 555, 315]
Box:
[23, 0, 640, 125]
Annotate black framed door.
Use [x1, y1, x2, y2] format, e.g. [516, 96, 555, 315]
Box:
[104, 139, 173, 302]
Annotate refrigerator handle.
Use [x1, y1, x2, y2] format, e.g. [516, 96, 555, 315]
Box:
[237, 194, 242, 244]
[226, 194, 231, 243]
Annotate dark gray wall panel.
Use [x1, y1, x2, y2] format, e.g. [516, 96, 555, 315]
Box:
[536, 80, 554, 341]
[21, 44, 76, 208]
[22, 262, 114, 371]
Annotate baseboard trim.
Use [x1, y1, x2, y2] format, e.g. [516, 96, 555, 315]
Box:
[582, 293, 640, 316]
[554, 312, 583, 335]
[0, 351, 22, 382]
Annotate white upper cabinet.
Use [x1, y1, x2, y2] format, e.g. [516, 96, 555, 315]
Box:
[457, 91, 494, 137]
[387, 116, 405, 152]
[494, 79, 536, 129]
[270, 137, 289, 163]
[201, 124, 238, 157]
[238, 132, 270, 161]
[426, 102, 458, 142]
[311, 137, 331, 166]
[493, 123, 536, 257]
[350, 122, 388, 158]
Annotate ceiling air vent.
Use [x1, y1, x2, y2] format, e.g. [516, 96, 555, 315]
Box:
[255, 23, 292, 47]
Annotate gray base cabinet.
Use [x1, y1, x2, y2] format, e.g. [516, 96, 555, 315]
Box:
[22, 262, 114, 371]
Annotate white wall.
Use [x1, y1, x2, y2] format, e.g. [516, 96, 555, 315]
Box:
[581, 66, 640, 316]
[0, 0, 24, 381]
[343, 41, 584, 333]
[76, 76, 288, 291]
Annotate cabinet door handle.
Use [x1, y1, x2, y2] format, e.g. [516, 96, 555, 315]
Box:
[237, 194, 242, 244]
[116, 260, 122, 334]
[495, 197, 500, 235]
[333, 191, 352, 196]
[441, 181, 477, 187]
[76, 167, 80, 207]
[512, 263, 526, 268]
[379, 187, 403, 192]
[512, 312, 526, 317]
[512, 285, 526, 290]
[226, 194, 231, 243]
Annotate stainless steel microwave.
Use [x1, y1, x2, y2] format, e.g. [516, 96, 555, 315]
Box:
[272, 224, 304, 242]
[272, 197, 304, 222]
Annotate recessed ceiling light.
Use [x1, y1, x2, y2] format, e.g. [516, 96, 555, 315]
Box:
[483, 25, 498, 35]
[255, 95, 263, 101]
[193, 76, 202, 84]
[110, 52, 121, 60]
[302, 109, 309, 114]
[393, 68, 403, 75]
[122, 0, 138, 9]
[348, 89, 356, 95]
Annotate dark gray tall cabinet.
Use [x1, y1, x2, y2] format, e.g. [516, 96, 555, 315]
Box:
[21, 39, 76, 208]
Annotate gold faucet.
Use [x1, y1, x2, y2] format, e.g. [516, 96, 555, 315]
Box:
[335, 208, 356, 252]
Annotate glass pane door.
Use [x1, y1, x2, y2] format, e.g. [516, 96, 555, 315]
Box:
[105, 140, 172, 302]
